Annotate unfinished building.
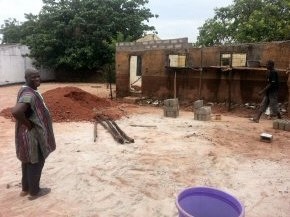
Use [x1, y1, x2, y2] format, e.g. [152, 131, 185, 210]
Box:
[115, 39, 290, 115]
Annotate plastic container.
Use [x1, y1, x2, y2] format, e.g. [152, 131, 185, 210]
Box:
[176, 186, 245, 217]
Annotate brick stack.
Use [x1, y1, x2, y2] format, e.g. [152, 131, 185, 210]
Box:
[193, 100, 212, 121]
[163, 98, 179, 118]
[273, 119, 290, 131]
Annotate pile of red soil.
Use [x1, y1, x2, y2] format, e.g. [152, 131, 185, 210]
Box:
[0, 87, 126, 122]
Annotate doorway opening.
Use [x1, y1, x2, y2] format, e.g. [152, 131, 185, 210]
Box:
[129, 56, 142, 93]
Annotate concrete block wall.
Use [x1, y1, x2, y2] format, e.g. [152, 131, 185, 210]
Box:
[0, 44, 33, 85]
[0, 44, 56, 86]
[116, 38, 190, 52]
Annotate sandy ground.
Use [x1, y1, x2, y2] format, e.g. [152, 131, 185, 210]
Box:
[0, 83, 289, 217]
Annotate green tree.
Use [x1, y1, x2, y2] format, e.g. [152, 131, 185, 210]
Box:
[196, 0, 290, 46]
[1, 0, 156, 72]
[0, 18, 23, 43]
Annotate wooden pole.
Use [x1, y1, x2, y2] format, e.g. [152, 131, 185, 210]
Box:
[109, 82, 113, 100]
[227, 54, 233, 111]
[174, 71, 177, 98]
[199, 68, 202, 99]
[287, 68, 290, 118]
[199, 48, 203, 99]
[228, 69, 232, 111]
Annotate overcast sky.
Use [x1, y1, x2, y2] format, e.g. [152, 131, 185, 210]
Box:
[0, 0, 233, 43]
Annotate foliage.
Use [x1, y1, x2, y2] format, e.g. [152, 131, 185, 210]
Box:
[0, 18, 23, 43]
[1, 0, 156, 72]
[196, 0, 290, 46]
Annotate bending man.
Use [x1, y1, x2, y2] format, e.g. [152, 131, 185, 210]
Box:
[251, 60, 282, 122]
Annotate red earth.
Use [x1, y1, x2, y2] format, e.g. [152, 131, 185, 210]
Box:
[0, 86, 130, 122]
[0, 83, 289, 217]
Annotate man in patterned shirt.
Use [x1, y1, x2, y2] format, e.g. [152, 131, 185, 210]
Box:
[12, 68, 56, 200]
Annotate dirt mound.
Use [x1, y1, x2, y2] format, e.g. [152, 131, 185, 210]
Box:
[0, 87, 126, 122]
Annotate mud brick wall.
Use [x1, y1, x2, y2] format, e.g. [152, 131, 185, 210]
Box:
[116, 38, 190, 98]
[116, 39, 290, 111]
[115, 51, 130, 97]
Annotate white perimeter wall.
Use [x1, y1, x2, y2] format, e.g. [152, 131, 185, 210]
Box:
[0, 44, 55, 85]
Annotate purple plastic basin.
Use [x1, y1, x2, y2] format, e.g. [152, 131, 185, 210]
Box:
[176, 186, 245, 217]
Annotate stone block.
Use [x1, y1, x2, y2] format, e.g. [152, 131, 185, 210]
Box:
[285, 121, 290, 132]
[200, 114, 211, 121]
[193, 100, 203, 110]
[278, 120, 286, 130]
[164, 98, 179, 107]
[196, 106, 211, 115]
[164, 110, 179, 118]
[273, 119, 280, 129]
[194, 113, 211, 121]
[163, 99, 179, 118]
[164, 106, 179, 112]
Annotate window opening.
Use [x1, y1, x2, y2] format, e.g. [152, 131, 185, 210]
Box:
[169, 54, 186, 67]
[221, 53, 231, 66]
[220, 53, 247, 67]
[232, 53, 247, 67]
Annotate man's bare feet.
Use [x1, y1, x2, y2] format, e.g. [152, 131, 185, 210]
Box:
[28, 188, 51, 200]
[20, 191, 29, 197]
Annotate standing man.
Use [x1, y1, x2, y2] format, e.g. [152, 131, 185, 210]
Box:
[251, 60, 282, 122]
[12, 68, 56, 199]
